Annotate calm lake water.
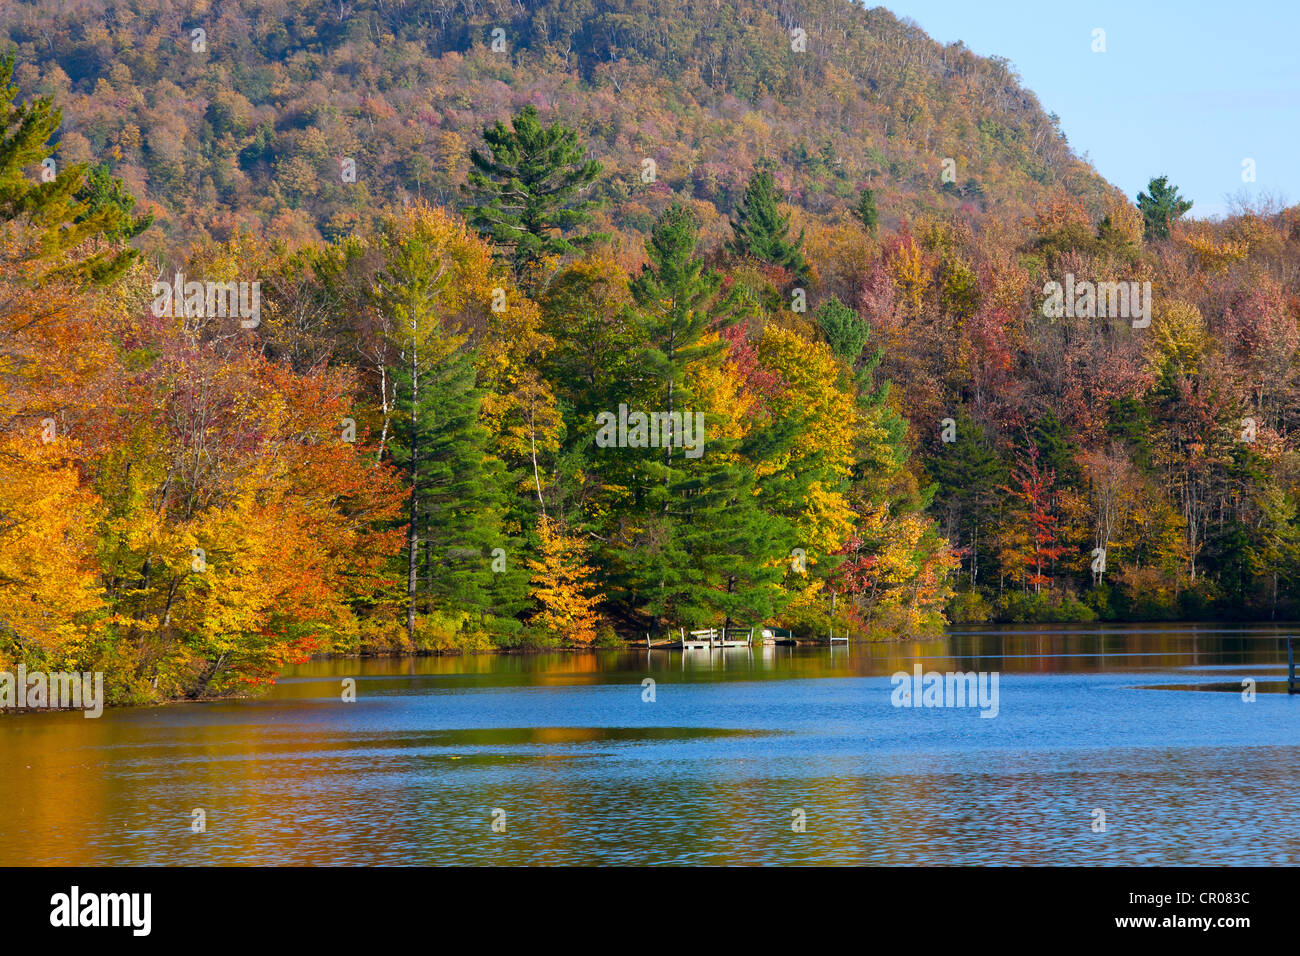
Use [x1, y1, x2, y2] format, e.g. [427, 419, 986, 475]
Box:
[2, 625, 1298, 866]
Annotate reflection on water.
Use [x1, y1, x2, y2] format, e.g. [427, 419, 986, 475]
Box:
[1, 624, 1298, 865]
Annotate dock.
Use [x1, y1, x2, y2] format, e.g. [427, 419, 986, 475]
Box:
[644, 625, 854, 650]
[646, 627, 753, 650]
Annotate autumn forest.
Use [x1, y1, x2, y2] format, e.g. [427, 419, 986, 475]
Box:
[3, 0, 1300, 705]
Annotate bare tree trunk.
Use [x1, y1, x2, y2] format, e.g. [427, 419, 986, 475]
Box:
[405, 340, 419, 642]
[378, 359, 390, 459]
[530, 397, 546, 518]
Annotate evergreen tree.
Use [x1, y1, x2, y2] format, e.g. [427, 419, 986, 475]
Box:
[464, 104, 604, 285]
[1031, 409, 1082, 490]
[1248, 484, 1300, 619]
[851, 186, 879, 235]
[74, 162, 153, 242]
[377, 234, 526, 639]
[1136, 175, 1193, 241]
[629, 203, 741, 479]
[1105, 396, 1156, 473]
[607, 203, 791, 627]
[616, 422, 792, 629]
[727, 167, 808, 280]
[388, 338, 530, 631]
[815, 295, 870, 364]
[0, 54, 143, 284]
[929, 409, 1006, 589]
[669, 431, 792, 627]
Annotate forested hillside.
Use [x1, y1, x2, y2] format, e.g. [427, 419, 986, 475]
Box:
[0, 0, 1114, 253]
[3, 0, 1300, 707]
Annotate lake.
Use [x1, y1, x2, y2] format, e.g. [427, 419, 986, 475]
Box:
[2, 625, 1297, 866]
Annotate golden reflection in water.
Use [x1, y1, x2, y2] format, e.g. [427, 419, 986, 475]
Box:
[0, 625, 1295, 865]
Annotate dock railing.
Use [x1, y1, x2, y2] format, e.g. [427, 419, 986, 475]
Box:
[644, 626, 756, 649]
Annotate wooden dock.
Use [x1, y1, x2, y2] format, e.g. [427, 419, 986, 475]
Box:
[644, 625, 854, 649]
[646, 627, 753, 650]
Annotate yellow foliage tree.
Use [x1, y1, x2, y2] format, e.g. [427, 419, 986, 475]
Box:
[756, 324, 858, 557]
[0, 432, 103, 667]
[527, 516, 604, 644]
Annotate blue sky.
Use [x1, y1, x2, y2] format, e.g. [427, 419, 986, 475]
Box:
[876, 0, 1300, 218]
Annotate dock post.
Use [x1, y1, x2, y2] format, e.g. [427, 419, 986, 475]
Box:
[1290, 636, 1296, 694]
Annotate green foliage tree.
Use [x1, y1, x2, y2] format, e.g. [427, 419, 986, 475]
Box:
[1136, 175, 1193, 241]
[602, 203, 792, 627]
[74, 162, 153, 241]
[377, 235, 525, 639]
[727, 167, 808, 280]
[630, 203, 741, 476]
[0, 54, 142, 284]
[852, 186, 879, 235]
[1031, 409, 1082, 490]
[391, 342, 528, 628]
[815, 295, 870, 364]
[658, 433, 792, 627]
[464, 104, 604, 285]
[928, 409, 1006, 589]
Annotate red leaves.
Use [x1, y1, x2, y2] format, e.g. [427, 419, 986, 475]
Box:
[1001, 445, 1068, 590]
[721, 319, 781, 407]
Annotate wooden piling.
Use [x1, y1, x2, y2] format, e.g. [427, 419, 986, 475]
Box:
[1289, 636, 1296, 694]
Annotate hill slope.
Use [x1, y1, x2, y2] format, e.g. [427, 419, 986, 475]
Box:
[0, 0, 1117, 252]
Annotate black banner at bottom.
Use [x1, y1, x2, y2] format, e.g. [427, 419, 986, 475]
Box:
[3, 865, 1276, 944]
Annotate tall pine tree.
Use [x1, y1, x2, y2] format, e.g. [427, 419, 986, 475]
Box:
[1136, 175, 1192, 242]
[464, 104, 604, 287]
[727, 167, 809, 281]
[629, 203, 741, 482]
[614, 205, 790, 628]
[377, 228, 526, 640]
[0, 54, 146, 284]
[851, 186, 879, 236]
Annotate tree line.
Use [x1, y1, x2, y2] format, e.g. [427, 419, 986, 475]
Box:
[4, 49, 1300, 706]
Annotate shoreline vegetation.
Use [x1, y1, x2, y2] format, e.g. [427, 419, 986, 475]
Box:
[4, 1, 1300, 709]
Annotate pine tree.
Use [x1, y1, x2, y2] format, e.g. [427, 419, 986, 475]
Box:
[851, 186, 879, 236]
[1136, 175, 1193, 241]
[928, 409, 1006, 589]
[618, 428, 792, 630]
[727, 167, 808, 280]
[629, 203, 741, 479]
[815, 295, 871, 364]
[606, 203, 792, 628]
[464, 104, 604, 285]
[74, 163, 153, 242]
[389, 338, 529, 630]
[1031, 409, 1082, 489]
[0, 54, 144, 284]
[670, 431, 792, 627]
[377, 232, 525, 639]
